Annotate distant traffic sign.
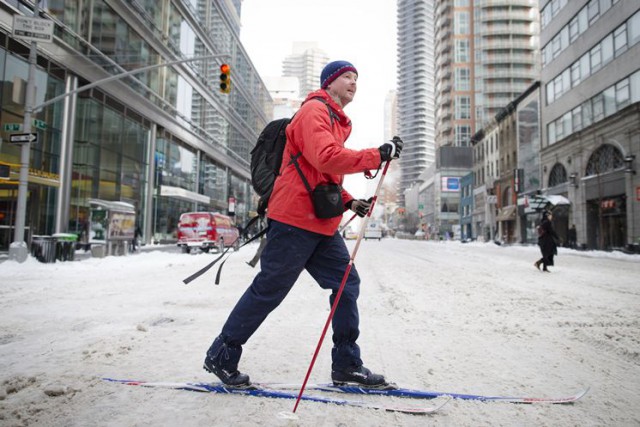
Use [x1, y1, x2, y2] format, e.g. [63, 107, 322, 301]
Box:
[3, 123, 22, 132]
[12, 16, 54, 43]
[10, 133, 38, 143]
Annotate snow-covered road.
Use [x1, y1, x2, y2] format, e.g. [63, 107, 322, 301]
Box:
[1, 239, 638, 426]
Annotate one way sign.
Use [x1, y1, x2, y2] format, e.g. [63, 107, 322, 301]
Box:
[10, 133, 38, 143]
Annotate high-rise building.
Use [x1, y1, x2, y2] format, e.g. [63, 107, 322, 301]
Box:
[538, 0, 640, 250]
[0, 0, 271, 253]
[435, 0, 539, 149]
[397, 0, 436, 205]
[282, 42, 329, 98]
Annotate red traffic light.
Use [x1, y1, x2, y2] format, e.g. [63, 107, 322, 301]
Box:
[219, 64, 231, 93]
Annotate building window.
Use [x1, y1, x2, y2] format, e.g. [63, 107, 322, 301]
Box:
[455, 11, 470, 35]
[590, 44, 602, 73]
[587, 0, 599, 24]
[456, 125, 472, 146]
[592, 92, 604, 121]
[601, 34, 614, 66]
[548, 163, 568, 187]
[455, 68, 470, 90]
[456, 96, 471, 119]
[615, 78, 630, 109]
[455, 39, 470, 62]
[585, 144, 624, 176]
[614, 24, 627, 56]
[548, 121, 556, 145]
[603, 86, 616, 117]
[629, 11, 640, 47]
[631, 70, 640, 102]
[572, 106, 583, 132]
[582, 99, 593, 128]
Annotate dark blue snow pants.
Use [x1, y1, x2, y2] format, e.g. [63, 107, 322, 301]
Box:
[214, 219, 363, 371]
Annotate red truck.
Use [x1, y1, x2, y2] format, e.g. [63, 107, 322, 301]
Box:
[176, 212, 240, 254]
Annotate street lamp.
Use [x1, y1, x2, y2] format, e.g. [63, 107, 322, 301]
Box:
[569, 172, 579, 187]
[623, 155, 636, 174]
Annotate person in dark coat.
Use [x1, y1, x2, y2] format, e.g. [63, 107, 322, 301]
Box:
[535, 211, 559, 272]
[567, 224, 577, 249]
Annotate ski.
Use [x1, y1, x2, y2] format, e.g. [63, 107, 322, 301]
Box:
[102, 378, 447, 415]
[267, 383, 590, 404]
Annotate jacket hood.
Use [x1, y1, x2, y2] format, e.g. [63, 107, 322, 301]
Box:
[304, 89, 350, 125]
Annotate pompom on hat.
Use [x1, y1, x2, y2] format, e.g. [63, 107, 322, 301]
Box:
[320, 60, 358, 89]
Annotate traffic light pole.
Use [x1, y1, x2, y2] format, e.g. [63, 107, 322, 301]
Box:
[9, 52, 229, 262]
[9, 0, 40, 262]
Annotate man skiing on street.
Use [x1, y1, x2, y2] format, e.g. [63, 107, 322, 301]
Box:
[202, 60, 403, 387]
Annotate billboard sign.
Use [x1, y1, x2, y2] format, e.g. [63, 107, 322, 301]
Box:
[441, 177, 460, 192]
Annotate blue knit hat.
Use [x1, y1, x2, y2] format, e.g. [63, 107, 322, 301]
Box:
[320, 60, 358, 89]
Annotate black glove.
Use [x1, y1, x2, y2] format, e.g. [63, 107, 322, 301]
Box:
[379, 136, 404, 161]
[345, 197, 373, 218]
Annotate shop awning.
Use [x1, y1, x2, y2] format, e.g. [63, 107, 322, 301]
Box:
[545, 195, 570, 206]
[496, 205, 517, 222]
[521, 194, 571, 211]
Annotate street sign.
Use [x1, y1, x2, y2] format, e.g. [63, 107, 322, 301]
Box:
[32, 119, 47, 130]
[3, 123, 22, 132]
[12, 16, 54, 43]
[10, 133, 38, 143]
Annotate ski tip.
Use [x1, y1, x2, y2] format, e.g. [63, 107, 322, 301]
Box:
[406, 396, 450, 415]
[569, 386, 590, 403]
[547, 386, 591, 404]
[520, 386, 591, 404]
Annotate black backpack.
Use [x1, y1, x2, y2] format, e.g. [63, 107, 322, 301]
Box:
[249, 97, 336, 215]
[250, 117, 291, 215]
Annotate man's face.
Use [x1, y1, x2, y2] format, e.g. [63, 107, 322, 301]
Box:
[327, 71, 358, 107]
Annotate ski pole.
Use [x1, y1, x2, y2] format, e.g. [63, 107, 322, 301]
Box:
[338, 213, 357, 234]
[293, 160, 392, 413]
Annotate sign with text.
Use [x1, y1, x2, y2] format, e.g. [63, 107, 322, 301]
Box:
[12, 16, 54, 43]
[3, 123, 22, 132]
[10, 133, 37, 143]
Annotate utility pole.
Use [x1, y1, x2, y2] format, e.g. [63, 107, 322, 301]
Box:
[8, 1, 41, 262]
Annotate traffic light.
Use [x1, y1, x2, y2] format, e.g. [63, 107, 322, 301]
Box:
[219, 63, 231, 94]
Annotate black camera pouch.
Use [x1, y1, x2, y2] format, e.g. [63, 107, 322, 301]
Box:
[312, 184, 344, 218]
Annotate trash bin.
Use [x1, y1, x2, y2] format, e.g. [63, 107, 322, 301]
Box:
[90, 243, 106, 258]
[53, 233, 77, 261]
[31, 235, 57, 263]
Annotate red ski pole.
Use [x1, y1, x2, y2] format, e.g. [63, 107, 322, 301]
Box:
[338, 213, 357, 234]
[292, 160, 392, 413]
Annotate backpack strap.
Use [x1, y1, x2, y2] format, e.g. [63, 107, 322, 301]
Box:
[287, 97, 337, 193]
[310, 96, 338, 126]
[183, 215, 267, 285]
[289, 153, 314, 195]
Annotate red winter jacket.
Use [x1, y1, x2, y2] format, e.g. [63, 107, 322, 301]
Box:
[267, 89, 383, 236]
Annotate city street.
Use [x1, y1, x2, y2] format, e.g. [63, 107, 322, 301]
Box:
[1, 239, 639, 426]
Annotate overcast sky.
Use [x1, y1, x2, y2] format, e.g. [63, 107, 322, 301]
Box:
[239, 0, 398, 198]
[239, 1, 398, 145]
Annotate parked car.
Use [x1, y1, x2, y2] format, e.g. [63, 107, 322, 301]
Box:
[343, 226, 358, 240]
[176, 212, 240, 254]
[364, 221, 382, 240]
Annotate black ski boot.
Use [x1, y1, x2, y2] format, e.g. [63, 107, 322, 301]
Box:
[203, 336, 251, 387]
[331, 366, 394, 389]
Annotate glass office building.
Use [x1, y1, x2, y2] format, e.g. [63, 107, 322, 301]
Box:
[0, 0, 271, 250]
